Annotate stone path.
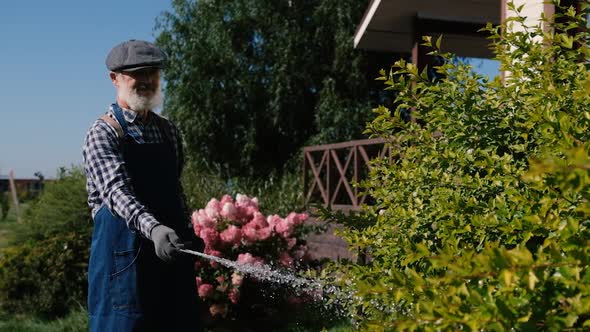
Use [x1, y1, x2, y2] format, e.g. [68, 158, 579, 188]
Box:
[304, 218, 354, 262]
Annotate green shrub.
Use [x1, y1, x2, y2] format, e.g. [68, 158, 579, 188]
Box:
[0, 166, 92, 318]
[18, 166, 92, 243]
[231, 169, 304, 216]
[0, 192, 9, 221]
[182, 161, 305, 215]
[323, 2, 590, 330]
[0, 232, 89, 318]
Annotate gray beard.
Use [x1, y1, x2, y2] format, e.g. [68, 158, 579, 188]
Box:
[119, 85, 163, 112]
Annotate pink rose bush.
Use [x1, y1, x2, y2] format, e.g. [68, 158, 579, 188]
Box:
[192, 194, 317, 318]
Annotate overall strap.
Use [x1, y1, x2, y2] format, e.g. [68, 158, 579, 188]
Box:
[100, 114, 124, 138]
[111, 103, 131, 137]
[110, 103, 142, 143]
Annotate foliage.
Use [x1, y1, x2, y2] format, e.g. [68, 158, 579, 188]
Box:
[322, 2, 590, 330]
[192, 194, 323, 322]
[18, 166, 92, 243]
[182, 161, 305, 216]
[0, 166, 92, 319]
[0, 232, 90, 319]
[181, 162, 229, 212]
[155, 0, 391, 177]
[0, 308, 88, 332]
[0, 192, 8, 221]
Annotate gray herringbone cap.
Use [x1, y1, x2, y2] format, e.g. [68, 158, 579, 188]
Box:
[106, 39, 166, 72]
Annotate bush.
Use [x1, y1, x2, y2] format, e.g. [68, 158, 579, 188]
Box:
[0, 166, 92, 318]
[0, 192, 9, 221]
[0, 232, 90, 318]
[323, 2, 590, 330]
[192, 193, 324, 325]
[18, 166, 92, 243]
[182, 161, 305, 216]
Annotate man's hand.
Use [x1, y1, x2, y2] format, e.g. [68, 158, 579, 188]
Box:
[150, 224, 184, 262]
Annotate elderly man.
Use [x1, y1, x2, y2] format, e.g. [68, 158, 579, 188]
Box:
[83, 39, 203, 331]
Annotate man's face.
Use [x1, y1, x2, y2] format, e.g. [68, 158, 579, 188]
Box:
[118, 68, 160, 96]
[111, 68, 163, 112]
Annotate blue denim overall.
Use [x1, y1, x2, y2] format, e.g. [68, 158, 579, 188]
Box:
[88, 104, 201, 331]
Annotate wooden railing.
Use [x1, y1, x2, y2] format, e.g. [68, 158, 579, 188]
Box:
[303, 138, 390, 211]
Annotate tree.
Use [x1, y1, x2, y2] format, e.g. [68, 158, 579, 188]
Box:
[155, 0, 393, 177]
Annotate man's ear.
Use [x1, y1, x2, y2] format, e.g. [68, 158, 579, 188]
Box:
[109, 72, 118, 88]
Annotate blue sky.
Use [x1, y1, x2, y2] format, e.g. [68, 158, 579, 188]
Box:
[0, 1, 171, 179]
[0, 1, 499, 179]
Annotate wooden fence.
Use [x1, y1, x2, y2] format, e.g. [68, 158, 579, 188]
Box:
[303, 138, 391, 211]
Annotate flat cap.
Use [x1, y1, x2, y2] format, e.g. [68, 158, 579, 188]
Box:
[106, 39, 167, 72]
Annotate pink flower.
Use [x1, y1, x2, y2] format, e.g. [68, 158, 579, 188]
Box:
[234, 207, 250, 223]
[191, 210, 199, 225]
[195, 277, 202, 287]
[205, 199, 221, 219]
[245, 205, 259, 218]
[237, 253, 264, 266]
[228, 288, 240, 304]
[205, 249, 223, 268]
[294, 245, 308, 260]
[241, 225, 258, 243]
[220, 202, 237, 220]
[298, 213, 309, 223]
[266, 214, 282, 230]
[275, 219, 294, 238]
[279, 251, 294, 267]
[195, 259, 205, 270]
[286, 237, 297, 249]
[192, 223, 202, 237]
[236, 193, 259, 208]
[231, 272, 243, 286]
[196, 211, 216, 228]
[216, 275, 225, 284]
[286, 212, 308, 226]
[256, 227, 272, 241]
[198, 283, 215, 298]
[250, 212, 268, 229]
[209, 304, 228, 318]
[219, 225, 242, 246]
[220, 194, 234, 205]
[235, 193, 251, 207]
[200, 228, 220, 246]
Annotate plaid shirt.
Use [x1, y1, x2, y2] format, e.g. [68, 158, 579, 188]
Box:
[83, 105, 190, 240]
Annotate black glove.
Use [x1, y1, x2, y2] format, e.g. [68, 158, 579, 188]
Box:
[150, 224, 184, 262]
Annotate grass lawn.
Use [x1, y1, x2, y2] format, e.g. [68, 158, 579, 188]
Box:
[0, 309, 88, 332]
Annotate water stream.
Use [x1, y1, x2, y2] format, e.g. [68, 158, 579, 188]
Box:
[179, 249, 351, 304]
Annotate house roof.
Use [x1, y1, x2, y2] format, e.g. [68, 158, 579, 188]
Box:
[0, 174, 40, 181]
[354, 0, 501, 58]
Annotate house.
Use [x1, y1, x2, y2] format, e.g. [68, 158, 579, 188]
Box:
[303, 0, 583, 211]
[0, 174, 45, 200]
[354, 0, 581, 71]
